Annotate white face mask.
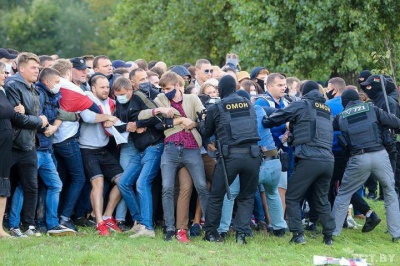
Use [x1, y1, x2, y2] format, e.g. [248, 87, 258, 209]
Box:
[116, 94, 128, 104]
[50, 83, 61, 94]
[5, 63, 12, 74]
[250, 91, 257, 96]
[88, 68, 95, 76]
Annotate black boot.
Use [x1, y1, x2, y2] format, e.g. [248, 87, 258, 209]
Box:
[362, 211, 381, 233]
[236, 232, 247, 244]
[272, 228, 286, 237]
[204, 230, 224, 243]
[323, 235, 333, 246]
[289, 232, 305, 244]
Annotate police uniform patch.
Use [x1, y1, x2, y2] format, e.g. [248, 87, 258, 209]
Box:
[341, 103, 370, 118]
[223, 101, 250, 118]
[313, 102, 331, 119]
[313, 102, 330, 113]
[223, 101, 250, 111]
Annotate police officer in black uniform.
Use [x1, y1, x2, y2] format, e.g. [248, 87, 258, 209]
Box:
[200, 75, 262, 244]
[263, 81, 335, 245]
[332, 89, 400, 242]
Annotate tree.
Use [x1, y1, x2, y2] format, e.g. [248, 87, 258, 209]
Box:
[109, 0, 235, 65]
[229, 0, 400, 84]
[0, 0, 118, 58]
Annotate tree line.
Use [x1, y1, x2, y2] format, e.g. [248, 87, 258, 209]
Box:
[1, 0, 399, 84]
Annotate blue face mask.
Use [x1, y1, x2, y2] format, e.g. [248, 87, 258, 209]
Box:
[139, 82, 152, 92]
[116, 94, 129, 104]
[165, 88, 177, 100]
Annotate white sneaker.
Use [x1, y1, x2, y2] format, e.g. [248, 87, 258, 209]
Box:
[347, 216, 362, 229]
[25, 226, 42, 237]
[10, 228, 28, 238]
[129, 225, 155, 238]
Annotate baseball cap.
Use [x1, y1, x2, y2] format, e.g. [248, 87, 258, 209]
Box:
[360, 75, 383, 87]
[0, 48, 17, 60]
[112, 60, 132, 69]
[70, 57, 87, 70]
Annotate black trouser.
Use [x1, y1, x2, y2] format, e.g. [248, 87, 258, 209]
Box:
[203, 152, 261, 235]
[10, 148, 38, 228]
[365, 174, 378, 194]
[286, 159, 335, 237]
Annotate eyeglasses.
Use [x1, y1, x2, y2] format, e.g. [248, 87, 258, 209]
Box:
[204, 69, 213, 74]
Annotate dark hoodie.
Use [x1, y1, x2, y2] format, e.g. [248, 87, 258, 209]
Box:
[4, 73, 44, 151]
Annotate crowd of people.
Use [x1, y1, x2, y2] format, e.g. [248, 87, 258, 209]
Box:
[0, 47, 399, 245]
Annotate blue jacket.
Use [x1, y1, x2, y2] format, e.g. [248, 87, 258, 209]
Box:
[254, 91, 288, 149]
[255, 105, 275, 150]
[326, 96, 344, 153]
[36, 82, 61, 150]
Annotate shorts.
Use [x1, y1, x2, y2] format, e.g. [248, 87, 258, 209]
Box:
[80, 148, 123, 183]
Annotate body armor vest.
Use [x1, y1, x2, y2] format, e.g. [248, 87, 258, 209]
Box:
[338, 102, 382, 152]
[216, 96, 260, 146]
[291, 100, 333, 150]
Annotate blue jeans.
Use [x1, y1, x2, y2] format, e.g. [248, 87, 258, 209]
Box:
[9, 184, 23, 228]
[218, 176, 240, 233]
[53, 137, 85, 219]
[253, 189, 266, 222]
[118, 142, 164, 230]
[117, 140, 140, 222]
[259, 158, 287, 230]
[9, 150, 63, 229]
[37, 150, 63, 229]
[161, 143, 209, 231]
[116, 140, 141, 222]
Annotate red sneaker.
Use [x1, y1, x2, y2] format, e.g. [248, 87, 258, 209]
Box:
[103, 217, 122, 232]
[96, 221, 111, 236]
[176, 229, 190, 243]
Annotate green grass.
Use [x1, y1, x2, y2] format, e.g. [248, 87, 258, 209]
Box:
[0, 199, 399, 266]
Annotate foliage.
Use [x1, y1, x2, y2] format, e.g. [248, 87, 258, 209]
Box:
[109, 0, 235, 65]
[0, 0, 118, 58]
[2, 0, 400, 84]
[228, 0, 400, 82]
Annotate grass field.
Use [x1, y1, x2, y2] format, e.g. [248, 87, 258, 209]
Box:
[0, 199, 398, 266]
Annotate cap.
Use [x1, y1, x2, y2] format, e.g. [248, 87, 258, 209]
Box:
[0, 48, 17, 60]
[112, 60, 132, 69]
[170, 65, 191, 78]
[360, 75, 382, 87]
[70, 57, 87, 70]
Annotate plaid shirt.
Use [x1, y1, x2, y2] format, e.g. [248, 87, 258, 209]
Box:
[164, 99, 199, 149]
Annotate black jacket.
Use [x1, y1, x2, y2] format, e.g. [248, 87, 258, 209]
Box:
[263, 90, 334, 161]
[5, 73, 44, 151]
[115, 87, 164, 151]
[0, 89, 15, 132]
